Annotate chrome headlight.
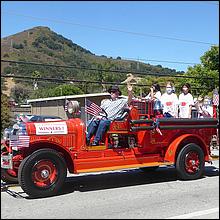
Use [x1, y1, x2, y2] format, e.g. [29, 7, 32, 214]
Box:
[10, 123, 28, 136]
[67, 101, 80, 114]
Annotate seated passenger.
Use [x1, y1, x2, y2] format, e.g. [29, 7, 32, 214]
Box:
[178, 83, 194, 118]
[194, 95, 203, 116]
[86, 84, 133, 146]
[197, 96, 213, 118]
[161, 81, 179, 118]
[145, 82, 162, 101]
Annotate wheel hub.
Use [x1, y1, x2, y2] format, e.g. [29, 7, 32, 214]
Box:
[41, 169, 50, 179]
[185, 152, 200, 174]
[191, 160, 195, 165]
[32, 160, 58, 188]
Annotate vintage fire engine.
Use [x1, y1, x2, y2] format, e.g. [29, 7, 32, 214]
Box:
[1, 99, 218, 198]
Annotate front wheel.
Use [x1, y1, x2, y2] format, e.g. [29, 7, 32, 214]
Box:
[176, 143, 205, 180]
[18, 148, 67, 198]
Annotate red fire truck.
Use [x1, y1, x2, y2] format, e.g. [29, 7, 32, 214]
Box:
[1, 100, 218, 198]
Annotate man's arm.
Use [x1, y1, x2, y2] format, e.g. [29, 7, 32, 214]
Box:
[127, 84, 133, 105]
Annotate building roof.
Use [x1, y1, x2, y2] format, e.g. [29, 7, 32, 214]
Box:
[27, 92, 110, 103]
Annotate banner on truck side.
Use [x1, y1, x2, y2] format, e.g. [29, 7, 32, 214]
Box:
[35, 122, 68, 135]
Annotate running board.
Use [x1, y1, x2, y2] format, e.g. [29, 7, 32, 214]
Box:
[77, 161, 174, 173]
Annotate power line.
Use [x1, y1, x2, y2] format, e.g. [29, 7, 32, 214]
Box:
[0, 74, 210, 91]
[122, 57, 198, 65]
[1, 59, 217, 80]
[2, 11, 217, 46]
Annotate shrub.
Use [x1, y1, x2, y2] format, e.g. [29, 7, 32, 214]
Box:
[12, 43, 24, 49]
[3, 53, 9, 58]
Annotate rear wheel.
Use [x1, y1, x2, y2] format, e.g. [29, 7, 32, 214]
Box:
[18, 148, 67, 198]
[176, 143, 205, 180]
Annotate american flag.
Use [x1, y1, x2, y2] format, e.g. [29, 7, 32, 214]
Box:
[213, 89, 219, 106]
[85, 99, 102, 116]
[64, 99, 69, 112]
[10, 135, 30, 148]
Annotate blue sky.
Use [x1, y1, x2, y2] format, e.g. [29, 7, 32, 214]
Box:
[1, 1, 219, 72]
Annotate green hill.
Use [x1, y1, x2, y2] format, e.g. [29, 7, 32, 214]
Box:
[1, 26, 184, 100]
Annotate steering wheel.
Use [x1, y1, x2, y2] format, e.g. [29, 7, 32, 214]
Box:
[99, 108, 108, 119]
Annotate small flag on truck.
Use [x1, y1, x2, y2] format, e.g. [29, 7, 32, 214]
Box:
[213, 89, 219, 106]
[10, 135, 30, 148]
[85, 99, 102, 116]
[64, 99, 69, 112]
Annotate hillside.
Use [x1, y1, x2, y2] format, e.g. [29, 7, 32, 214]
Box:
[1, 26, 184, 97]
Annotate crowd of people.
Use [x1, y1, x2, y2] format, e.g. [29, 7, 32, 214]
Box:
[143, 81, 213, 119]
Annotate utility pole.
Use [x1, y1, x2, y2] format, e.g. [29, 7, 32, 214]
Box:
[33, 80, 38, 90]
[137, 57, 140, 70]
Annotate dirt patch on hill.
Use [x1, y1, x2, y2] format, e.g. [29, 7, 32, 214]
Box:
[2, 77, 15, 97]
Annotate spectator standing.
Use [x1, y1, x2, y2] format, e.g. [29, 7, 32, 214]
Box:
[178, 83, 194, 118]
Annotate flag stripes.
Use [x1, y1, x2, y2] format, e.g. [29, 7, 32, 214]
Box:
[213, 89, 219, 106]
[64, 99, 69, 112]
[10, 135, 30, 148]
[85, 99, 102, 116]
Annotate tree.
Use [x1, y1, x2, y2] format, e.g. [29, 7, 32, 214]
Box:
[50, 84, 83, 96]
[30, 84, 83, 99]
[200, 45, 219, 71]
[32, 70, 41, 78]
[11, 83, 33, 103]
[184, 45, 219, 96]
[1, 94, 11, 133]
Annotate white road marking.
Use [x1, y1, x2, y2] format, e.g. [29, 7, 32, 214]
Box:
[167, 208, 219, 219]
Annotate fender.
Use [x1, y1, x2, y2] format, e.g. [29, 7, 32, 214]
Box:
[28, 140, 75, 173]
[164, 134, 209, 163]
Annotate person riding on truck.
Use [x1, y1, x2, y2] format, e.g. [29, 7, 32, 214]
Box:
[86, 84, 133, 146]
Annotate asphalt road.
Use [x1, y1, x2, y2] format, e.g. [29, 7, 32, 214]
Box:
[1, 160, 219, 219]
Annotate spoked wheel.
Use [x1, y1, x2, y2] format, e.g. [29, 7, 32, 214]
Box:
[18, 148, 67, 198]
[176, 143, 205, 180]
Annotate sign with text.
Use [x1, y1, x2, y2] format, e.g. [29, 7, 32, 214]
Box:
[35, 122, 68, 135]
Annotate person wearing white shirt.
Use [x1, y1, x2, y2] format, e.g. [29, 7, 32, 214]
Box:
[145, 83, 162, 101]
[178, 83, 194, 118]
[161, 82, 179, 118]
